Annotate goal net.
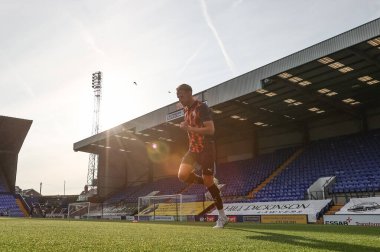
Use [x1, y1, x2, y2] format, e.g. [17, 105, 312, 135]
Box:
[67, 202, 138, 220]
[67, 202, 106, 219]
[137, 194, 214, 222]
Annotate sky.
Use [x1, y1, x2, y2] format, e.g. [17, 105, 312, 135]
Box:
[1, 0, 379, 195]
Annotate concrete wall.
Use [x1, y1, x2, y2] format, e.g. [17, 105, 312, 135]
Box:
[258, 128, 303, 154]
[97, 148, 151, 198]
[97, 151, 129, 198]
[217, 139, 253, 163]
[368, 107, 380, 130]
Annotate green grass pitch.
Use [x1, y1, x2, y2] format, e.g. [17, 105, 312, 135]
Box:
[1, 218, 380, 251]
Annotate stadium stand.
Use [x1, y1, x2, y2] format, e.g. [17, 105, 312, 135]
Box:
[102, 129, 380, 211]
[0, 172, 9, 192]
[1, 172, 23, 216]
[182, 147, 297, 199]
[102, 177, 189, 215]
[105, 147, 297, 205]
[23, 196, 40, 209]
[107, 177, 187, 204]
[0, 194, 25, 217]
[0, 180, 26, 217]
[253, 130, 380, 202]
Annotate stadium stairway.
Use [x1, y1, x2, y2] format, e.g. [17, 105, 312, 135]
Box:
[249, 148, 304, 199]
[316, 204, 344, 224]
[15, 198, 29, 217]
[324, 204, 344, 215]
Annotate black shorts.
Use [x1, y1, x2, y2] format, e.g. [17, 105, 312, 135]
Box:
[181, 142, 216, 176]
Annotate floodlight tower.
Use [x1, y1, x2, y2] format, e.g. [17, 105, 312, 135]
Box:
[87, 71, 102, 190]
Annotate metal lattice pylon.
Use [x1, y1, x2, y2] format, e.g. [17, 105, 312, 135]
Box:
[87, 71, 102, 190]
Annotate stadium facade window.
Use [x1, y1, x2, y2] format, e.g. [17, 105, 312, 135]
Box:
[265, 92, 277, 97]
[367, 80, 379, 85]
[318, 88, 331, 94]
[211, 109, 223, 114]
[284, 99, 296, 103]
[367, 37, 380, 46]
[318, 57, 334, 64]
[338, 66, 354, 73]
[326, 91, 338, 96]
[358, 76, 372, 82]
[298, 80, 312, 86]
[328, 62, 344, 69]
[289, 76, 303, 83]
[350, 101, 361, 106]
[256, 89, 268, 94]
[278, 72, 293, 79]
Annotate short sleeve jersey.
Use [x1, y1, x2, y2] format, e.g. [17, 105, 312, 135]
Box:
[184, 100, 213, 153]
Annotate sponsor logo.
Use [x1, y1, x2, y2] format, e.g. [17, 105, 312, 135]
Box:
[210, 200, 331, 223]
[225, 203, 311, 212]
[261, 215, 307, 224]
[243, 216, 261, 223]
[224, 203, 313, 215]
[153, 216, 175, 221]
[325, 221, 349, 225]
[347, 202, 380, 212]
[324, 214, 380, 226]
[166, 110, 184, 122]
[228, 216, 237, 223]
[355, 222, 380, 227]
[207, 216, 216, 222]
[325, 216, 352, 225]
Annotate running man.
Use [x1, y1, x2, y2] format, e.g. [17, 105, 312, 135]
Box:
[176, 84, 228, 229]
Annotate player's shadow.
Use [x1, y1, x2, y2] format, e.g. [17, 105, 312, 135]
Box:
[238, 224, 380, 236]
[229, 228, 378, 252]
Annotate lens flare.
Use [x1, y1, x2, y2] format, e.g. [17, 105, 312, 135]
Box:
[147, 141, 170, 163]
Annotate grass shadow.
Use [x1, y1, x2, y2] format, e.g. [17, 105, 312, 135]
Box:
[228, 227, 379, 252]
[228, 223, 380, 237]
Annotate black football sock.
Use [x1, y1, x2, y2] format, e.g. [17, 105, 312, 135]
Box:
[208, 184, 223, 210]
[185, 172, 204, 185]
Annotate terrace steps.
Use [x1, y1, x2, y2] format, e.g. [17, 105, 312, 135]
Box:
[249, 148, 304, 199]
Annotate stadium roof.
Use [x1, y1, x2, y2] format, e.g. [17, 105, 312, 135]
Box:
[0, 115, 32, 192]
[0, 116, 32, 153]
[74, 18, 380, 154]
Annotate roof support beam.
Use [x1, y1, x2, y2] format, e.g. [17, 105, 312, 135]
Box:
[272, 77, 362, 120]
[348, 47, 380, 71]
[231, 100, 305, 132]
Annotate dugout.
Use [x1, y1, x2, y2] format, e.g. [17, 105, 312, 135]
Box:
[0, 116, 32, 193]
[74, 18, 380, 199]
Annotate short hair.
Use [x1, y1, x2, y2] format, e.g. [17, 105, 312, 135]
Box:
[176, 83, 192, 93]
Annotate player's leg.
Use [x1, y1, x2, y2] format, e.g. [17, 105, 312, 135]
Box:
[200, 149, 228, 228]
[178, 152, 204, 184]
[203, 174, 227, 226]
[203, 174, 223, 210]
